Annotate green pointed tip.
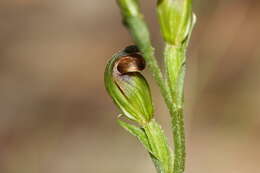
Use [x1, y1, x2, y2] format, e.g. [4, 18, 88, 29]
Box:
[157, 0, 194, 45]
[104, 46, 154, 125]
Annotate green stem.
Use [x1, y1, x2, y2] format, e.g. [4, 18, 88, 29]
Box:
[164, 44, 186, 173]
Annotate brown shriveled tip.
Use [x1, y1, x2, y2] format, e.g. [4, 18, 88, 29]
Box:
[115, 53, 145, 74]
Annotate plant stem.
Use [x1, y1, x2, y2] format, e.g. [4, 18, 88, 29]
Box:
[164, 44, 187, 173]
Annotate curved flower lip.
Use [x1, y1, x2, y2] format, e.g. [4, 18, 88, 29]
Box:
[115, 53, 145, 74]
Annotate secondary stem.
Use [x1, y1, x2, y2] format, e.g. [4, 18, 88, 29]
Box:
[164, 44, 186, 173]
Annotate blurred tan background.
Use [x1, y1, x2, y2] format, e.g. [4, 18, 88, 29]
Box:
[0, 0, 259, 172]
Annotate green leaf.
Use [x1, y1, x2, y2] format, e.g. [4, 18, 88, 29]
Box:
[117, 117, 166, 173]
[117, 118, 153, 154]
[144, 119, 174, 173]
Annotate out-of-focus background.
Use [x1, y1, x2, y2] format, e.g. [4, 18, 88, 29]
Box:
[0, 0, 259, 172]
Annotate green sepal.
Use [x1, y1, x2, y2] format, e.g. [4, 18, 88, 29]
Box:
[104, 46, 154, 125]
[157, 0, 193, 45]
[183, 13, 197, 48]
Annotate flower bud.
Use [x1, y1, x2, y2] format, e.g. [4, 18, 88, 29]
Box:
[157, 0, 194, 45]
[104, 46, 154, 125]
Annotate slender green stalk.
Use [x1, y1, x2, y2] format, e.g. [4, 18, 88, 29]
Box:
[164, 44, 186, 173]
